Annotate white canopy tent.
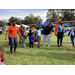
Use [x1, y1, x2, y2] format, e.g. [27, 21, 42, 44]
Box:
[21, 24, 29, 28]
[16, 24, 29, 28]
[16, 24, 20, 27]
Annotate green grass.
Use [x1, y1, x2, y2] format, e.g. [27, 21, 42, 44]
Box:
[0, 32, 75, 65]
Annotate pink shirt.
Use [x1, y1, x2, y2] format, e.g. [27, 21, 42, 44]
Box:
[0, 62, 5, 65]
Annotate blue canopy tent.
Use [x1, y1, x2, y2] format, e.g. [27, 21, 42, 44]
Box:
[2, 25, 8, 28]
[37, 21, 49, 26]
[37, 22, 69, 27]
[37, 21, 57, 26]
[63, 24, 69, 27]
[52, 24, 69, 27]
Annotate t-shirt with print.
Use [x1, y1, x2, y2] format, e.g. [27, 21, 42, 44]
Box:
[7, 25, 19, 37]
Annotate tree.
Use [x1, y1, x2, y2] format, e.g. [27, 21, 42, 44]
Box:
[46, 9, 61, 22]
[23, 14, 43, 25]
[0, 21, 5, 27]
[8, 17, 22, 25]
[60, 9, 75, 21]
[8, 14, 42, 25]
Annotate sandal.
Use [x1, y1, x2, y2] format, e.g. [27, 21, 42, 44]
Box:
[10, 52, 13, 54]
[14, 50, 18, 52]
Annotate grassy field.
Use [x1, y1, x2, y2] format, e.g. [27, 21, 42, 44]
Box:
[0, 32, 75, 65]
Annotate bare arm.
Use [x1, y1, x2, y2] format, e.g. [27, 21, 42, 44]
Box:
[5, 31, 9, 40]
[17, 31, 23, 39]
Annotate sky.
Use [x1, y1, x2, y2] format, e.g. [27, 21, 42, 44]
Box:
[0, 9, 48, 22]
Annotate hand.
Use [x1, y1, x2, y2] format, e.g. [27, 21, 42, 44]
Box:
[5, 37, 7, 40]
[21, 36, 23, 40]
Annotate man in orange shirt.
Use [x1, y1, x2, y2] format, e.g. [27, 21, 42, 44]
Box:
[5, 20, 23, 54]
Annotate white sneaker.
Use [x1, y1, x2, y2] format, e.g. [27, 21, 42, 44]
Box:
[43, 45, 45, 46]
[48, 45, 50, 46]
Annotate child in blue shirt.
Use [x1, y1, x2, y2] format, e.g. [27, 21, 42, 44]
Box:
[36, 27, 41, 48]
[29, 33, 34, 48]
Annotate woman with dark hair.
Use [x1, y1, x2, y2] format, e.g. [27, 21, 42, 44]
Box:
[55, 20, 64, 47]
[5, 20, 23, 54]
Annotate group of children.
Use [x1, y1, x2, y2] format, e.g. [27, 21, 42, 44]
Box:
[23, 27, 41, 48]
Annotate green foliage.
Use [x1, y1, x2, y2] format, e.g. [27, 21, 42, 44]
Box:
[8, 14, 42, 25]
[61, 9, 75, 21]
[23, 14, 43, 25]
[8, 17, 22, 25]
[0, 20, 5, 27]
[46, 9, 61, 22]
[46, 9, 75, 22]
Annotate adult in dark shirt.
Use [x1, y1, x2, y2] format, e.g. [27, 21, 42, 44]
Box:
[42, 23, 52, 46]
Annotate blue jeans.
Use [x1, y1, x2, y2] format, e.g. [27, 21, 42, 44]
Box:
[23, 39, 25, 47]
[9, 37, 18, 52]
[9, 37, 11, 45]
[70, 32, 75, 46]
